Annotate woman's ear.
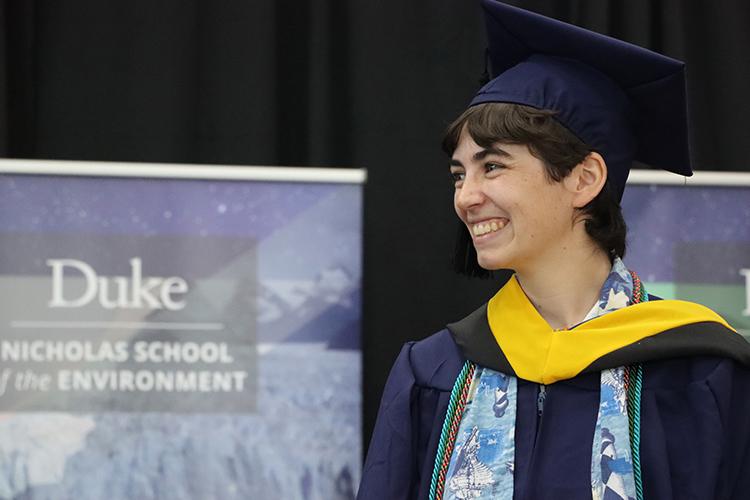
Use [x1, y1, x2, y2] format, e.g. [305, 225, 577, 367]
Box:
[566, 152, 607, 208]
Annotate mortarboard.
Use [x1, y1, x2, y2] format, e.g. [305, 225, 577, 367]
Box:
[470, 0, 692, 200]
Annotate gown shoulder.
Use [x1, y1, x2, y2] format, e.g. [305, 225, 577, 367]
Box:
[357, 329, 465, 500]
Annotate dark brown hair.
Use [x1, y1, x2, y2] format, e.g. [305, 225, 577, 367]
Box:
[443, 102, 627, 277]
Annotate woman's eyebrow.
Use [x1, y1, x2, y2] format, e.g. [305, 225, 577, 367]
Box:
[450, 147, 512, 167]
[473, 147, 511, 161]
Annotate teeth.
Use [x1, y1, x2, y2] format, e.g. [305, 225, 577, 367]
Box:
[472, 220, 506, 236]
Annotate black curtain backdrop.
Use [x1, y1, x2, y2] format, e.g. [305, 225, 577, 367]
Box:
[2, 0, 749, 458]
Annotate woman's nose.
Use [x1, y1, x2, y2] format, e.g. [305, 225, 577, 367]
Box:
[455, 175, 484, 210]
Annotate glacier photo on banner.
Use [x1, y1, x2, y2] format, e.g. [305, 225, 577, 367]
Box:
[623, 180, 750, 339]
[0, 166, 362, 500]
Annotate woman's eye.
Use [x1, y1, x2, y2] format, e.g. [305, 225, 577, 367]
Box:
[450, 171, 465, 183]
[485, 162, 504, 173]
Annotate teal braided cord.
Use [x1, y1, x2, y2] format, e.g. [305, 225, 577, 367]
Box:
[627, 364, 644, 500]
[627, 272, 647, 500]
[429, 360, 474, 500]
[636, 271, 649, 304]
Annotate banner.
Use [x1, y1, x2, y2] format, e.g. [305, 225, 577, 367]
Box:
[623, 170, 750, 338]
[0, 160, 364, 500]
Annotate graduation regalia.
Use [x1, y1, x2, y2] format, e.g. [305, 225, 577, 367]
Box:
[357, 277, 750, 499]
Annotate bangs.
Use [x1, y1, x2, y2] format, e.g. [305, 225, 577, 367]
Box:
[442, 103, 576, 160]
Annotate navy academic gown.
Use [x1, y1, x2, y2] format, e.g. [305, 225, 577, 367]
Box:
[358, 311, 750, 500]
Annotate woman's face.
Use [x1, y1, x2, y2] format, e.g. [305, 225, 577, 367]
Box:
[450, 128, 576, 273]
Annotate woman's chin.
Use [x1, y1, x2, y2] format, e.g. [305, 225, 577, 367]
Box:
[475, 254, 509, 272]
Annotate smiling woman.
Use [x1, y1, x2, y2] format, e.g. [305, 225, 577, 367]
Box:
[450, 134, 591, 283]
[357, 1, 750, 500]
[445, 103, 626, 279]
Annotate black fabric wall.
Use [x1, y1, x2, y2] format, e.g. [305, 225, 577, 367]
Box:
[2, 0, 749, 457]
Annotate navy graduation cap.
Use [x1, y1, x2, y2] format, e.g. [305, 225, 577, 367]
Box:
[470, 0, 692, 200]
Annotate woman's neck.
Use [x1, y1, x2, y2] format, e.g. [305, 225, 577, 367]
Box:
[515, 244, 613, 330]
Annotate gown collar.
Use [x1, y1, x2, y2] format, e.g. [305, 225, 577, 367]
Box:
[448, 268, 742, 384]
